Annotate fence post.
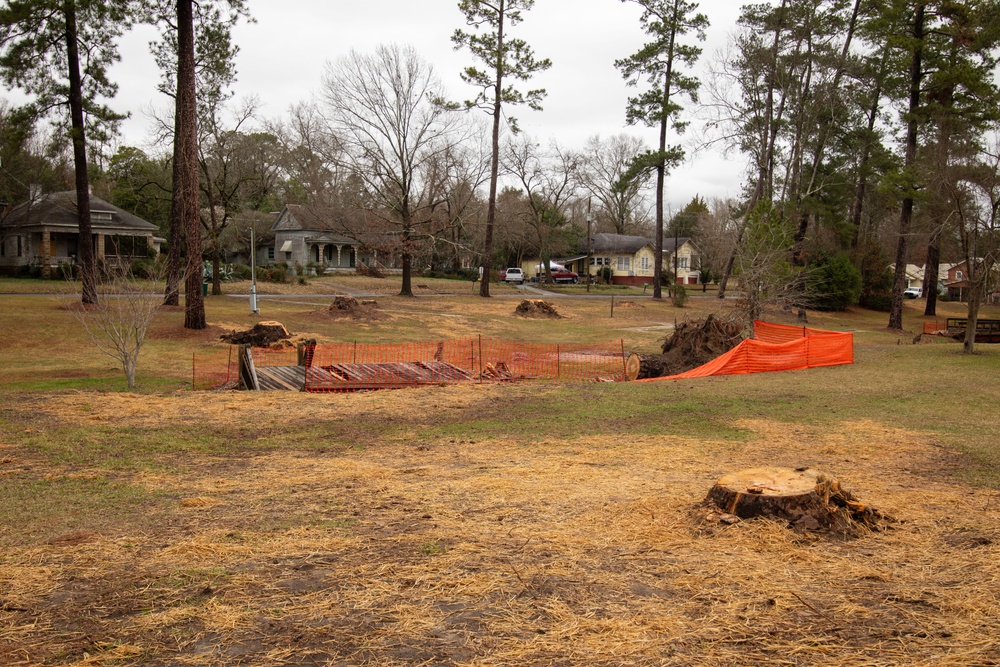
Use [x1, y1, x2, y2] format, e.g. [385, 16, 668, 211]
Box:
[557, 344, 561, 378]
[478, 334, 483, 383]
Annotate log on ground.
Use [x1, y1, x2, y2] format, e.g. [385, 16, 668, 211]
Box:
[624, 353, 670, 381]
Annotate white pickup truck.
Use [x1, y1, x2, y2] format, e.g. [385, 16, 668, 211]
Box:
[503, 268, 525, 284]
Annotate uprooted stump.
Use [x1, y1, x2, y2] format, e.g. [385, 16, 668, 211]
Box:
[701, 467, 892, 535]
[514, 299, 562, 318]
[221, 321, 292, 347]
[626, 314, 744, 379]
[325, 296, 384, 320]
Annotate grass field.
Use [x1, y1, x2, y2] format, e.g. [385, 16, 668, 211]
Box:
[1, 275, 998, 666]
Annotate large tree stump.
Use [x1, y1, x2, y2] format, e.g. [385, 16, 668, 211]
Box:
[704, 467, 889, 533]
[707, 467, 826, 520]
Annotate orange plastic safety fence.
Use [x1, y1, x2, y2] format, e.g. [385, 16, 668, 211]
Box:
[191, 347, 237, 390]
[638, 320, 853, 382]
[923, 320, 945, 334]
[299, 337, 627, 392]
[247, 345, 299, 368]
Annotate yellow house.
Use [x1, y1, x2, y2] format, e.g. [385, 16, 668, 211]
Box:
[525, 233, 701, 285]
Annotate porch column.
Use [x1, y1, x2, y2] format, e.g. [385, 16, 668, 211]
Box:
[96, 233, 105, 260]
[40, 229, 51, 277]
[336, 245, 343, 267]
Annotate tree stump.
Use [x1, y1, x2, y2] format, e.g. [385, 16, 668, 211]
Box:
[704, 467, 889, 533]
[707, 467, 826, 520]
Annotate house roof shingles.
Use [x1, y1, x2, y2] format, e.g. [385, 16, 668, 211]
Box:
[1, 191, 157, 233]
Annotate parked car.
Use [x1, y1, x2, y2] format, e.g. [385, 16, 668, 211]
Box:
[532, 264, 579, 284]
[550, 268, 579, 284]
[503, 267, 525, 284]
[903, 287, 923, 299]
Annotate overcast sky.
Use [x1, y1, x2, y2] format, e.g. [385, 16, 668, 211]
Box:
[104, 1, 747, 212]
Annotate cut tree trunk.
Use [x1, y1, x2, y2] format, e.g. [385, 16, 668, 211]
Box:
[625, 353, 669, 380]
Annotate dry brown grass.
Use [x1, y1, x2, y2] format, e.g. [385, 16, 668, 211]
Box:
[2, 388, 998, 666]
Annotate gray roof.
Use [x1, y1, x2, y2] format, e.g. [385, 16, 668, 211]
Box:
[588, 233, 651, 254]
[585, 233, 693, 255]
[1, 191, 157, 233]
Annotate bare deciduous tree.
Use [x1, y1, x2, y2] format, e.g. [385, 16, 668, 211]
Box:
[578, 134, 651, 235]
[503, 137, 579, 282]
[71, 260, 175, 390]
[951, 140, 1000, 354]
[321, 44, 465, 296]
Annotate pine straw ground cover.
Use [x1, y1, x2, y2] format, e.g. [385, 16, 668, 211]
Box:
[1, 387, 999, 666]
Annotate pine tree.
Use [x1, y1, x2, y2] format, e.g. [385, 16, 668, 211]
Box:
[0, 0, 135, 304]
[453, 0, 551, 297]
[615, 0, 708, 299]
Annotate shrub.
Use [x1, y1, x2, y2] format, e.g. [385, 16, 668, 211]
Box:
[230, 263, 252, 280]
[260, 264, 287, 283]
[129, 258, 155, 280]
[672, 283, 688, 308]
[856, 242, 893, 312]
[808, 252, 862, 311]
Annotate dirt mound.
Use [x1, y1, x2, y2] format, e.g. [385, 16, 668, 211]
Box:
[514, 299, 562, 318]
[323, 296, 385, 320]
[220, 321, 292, 346]
[628, 315, 744, 379]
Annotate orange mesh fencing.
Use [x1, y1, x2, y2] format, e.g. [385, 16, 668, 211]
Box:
[924, 320, 946, 334]
[303, 337, 628, 391]
[191, 347, 237, 390]
[638, 320, 853, 382]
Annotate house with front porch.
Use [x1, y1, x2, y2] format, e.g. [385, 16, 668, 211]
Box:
[542, 233, 701, 285]
[270, 204, 392, 274]
[0, 191, 157, 276]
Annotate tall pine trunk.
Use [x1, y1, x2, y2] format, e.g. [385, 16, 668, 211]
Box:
[888, 3, 925, 331]
[163, 89, 184, 306]
[63, 0, 97, 305]
[479, 0, 505, 299]
[177, 0, 205, 329]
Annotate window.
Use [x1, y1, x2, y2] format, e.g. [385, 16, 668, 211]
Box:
[17, 235, 23, 257]
[595, 257, 603, 266]
[267, 246, 275, 261]
[0, 237, 4, 257]
[92, 211, 113, 221]
[678, 256, 688, 270]
[640, 256, 649, 271]
[616, 256, 630, 271]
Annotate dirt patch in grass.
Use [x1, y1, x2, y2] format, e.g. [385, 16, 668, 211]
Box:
[2, 389, 999, 666]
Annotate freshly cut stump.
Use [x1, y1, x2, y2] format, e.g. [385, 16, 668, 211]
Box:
[705, 467, 889, 534]
[707, 467, 825, 520]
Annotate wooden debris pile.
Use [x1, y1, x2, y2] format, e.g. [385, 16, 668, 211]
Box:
[481, 361, 513, 381]
[514, 299, 562, 318]
[626, 314, 743, 379]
